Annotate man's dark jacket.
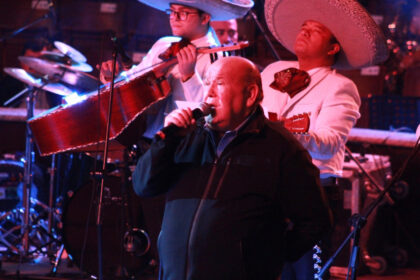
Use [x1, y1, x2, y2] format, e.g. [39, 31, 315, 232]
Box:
[133, 107, 331, 280]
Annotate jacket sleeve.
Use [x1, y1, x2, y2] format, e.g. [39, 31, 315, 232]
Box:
[278, 144, 333, 261]
[132, 137, 181, 197]
[295, 80, 361, 160]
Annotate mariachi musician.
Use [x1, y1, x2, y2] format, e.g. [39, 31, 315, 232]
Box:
[261, 0, 388, 279]
[100, 0, 253, 140]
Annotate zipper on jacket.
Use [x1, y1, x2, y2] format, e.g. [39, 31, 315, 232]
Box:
[184, 157, 219, 278]
[213, 157, 232, 198]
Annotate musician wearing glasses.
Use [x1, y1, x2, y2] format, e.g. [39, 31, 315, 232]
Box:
[100, 0, 253, 139]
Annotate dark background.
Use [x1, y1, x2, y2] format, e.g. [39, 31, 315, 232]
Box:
[0, 0, 419, 273]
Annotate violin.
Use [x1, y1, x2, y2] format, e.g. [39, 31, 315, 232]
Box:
[152, 40, 250, 78]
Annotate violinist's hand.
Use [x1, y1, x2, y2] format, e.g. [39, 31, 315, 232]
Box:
[164, 108, 196, 129]
[176, 44, 197, 82]
[98, 60, 121, 84]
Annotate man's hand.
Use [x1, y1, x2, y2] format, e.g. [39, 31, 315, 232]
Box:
[98, 60, 122, 84]
[176, 44, 197, 82]
[164, 108, 196, 128]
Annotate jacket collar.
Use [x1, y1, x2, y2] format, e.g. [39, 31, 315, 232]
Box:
[281, 66, 331, 116]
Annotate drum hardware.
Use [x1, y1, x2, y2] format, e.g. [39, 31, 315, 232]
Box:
[40, 51, 93, 73]
[54, 41, 88, 64]
[123, 228, 151, 257]
[21, 87, 36, 254]
[47, 154, 56, 250]
[59, 164, 152, 279]
[2, 68, 74, 107]
[0, 72, 65, 266]
[0, 8, 78, 271]
[18, 56, 98, 93]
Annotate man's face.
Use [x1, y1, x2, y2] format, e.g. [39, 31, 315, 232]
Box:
[294, 20, 336, 60]
[211, 20, 238, 45]
[169, 4, 205, 39]
[203, 59, 249, 132]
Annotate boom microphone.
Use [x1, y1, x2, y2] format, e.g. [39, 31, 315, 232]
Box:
[155, 103, 213, 140]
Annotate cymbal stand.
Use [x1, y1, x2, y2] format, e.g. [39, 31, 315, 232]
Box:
[0, 14, 50, 43]
[21, 86, 36, 255]
[316, 139, 420, 280]
[3, 87, 32, 107]
[47, 154, 56, 245]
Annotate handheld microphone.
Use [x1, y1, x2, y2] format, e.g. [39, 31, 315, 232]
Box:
[155, 103, 213, 140]
[112, 37, 133, 70]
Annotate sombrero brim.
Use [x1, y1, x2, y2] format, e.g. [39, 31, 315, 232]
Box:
[138, 0, 254, 21]
[265, 0, 389, 69]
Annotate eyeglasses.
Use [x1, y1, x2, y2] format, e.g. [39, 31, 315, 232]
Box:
[165, 9, 200, 21]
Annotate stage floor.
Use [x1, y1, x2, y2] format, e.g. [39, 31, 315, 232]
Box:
[1, 256, 420, 280]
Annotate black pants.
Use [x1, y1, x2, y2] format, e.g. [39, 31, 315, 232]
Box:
[281, 178, 339, 280]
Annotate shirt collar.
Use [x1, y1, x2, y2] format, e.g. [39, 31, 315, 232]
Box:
[191, 27, 219, 48]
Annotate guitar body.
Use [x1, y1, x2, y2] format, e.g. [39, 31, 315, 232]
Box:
[29, 70, 170, 156]
[283, 113, 310, 134]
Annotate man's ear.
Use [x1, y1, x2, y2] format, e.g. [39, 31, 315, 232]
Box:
[201, 13, 211, 25]
[245, 84, 259, 108]
[328, 42, 340, 56]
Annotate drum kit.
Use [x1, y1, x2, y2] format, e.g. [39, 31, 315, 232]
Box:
[3, 40, 98, 107]
[1, 41, 152, 278]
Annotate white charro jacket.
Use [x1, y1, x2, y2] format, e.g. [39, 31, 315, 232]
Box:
[262, 61, 361, 178]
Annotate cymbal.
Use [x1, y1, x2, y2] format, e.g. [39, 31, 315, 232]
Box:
[4, 67, 74, 96]
[41, 51, 93, 72]
[18, 56, 99, 93]
[54, 41, 87, 63]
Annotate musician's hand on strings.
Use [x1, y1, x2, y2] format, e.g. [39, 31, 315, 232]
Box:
[177, 44, 197, 82]
[98, 60, 122, 84]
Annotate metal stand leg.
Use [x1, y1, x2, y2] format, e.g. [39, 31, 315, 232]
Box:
[50, 243, 65, 275]
[22, 88, 36, 255]
[47, 154, 56, 250]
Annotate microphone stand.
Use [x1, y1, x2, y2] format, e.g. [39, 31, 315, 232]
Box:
[95, 36, 120, 280]
[316, 140, 420, 280]
[247, 9, 281, 60]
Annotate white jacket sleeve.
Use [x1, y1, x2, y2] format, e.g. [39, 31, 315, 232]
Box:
[295, 80, 361, 160]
